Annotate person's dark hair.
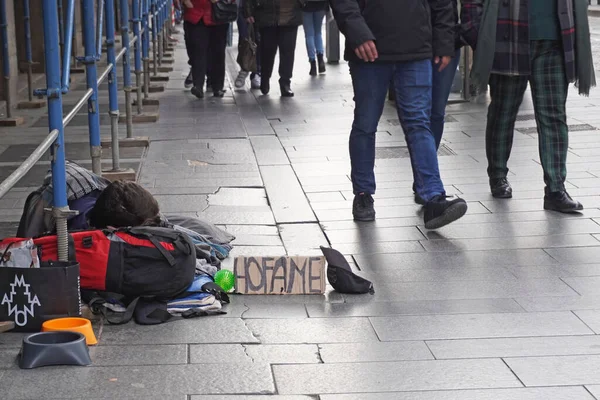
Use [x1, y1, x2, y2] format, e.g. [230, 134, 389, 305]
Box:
[89, 180, 161, 228]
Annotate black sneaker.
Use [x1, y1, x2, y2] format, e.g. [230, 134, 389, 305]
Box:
[544, 190, 583, 213]
[191, 86, 204, 99]
[424, 195, 468, 230]
[184, 70, 193, 89]
[353, 193, 375, 222]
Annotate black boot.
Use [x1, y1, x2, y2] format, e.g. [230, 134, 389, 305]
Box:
[280, 81, 294, 97]
[544, 190, 583, 213]
[261, 79, 270, 95]
[317, 53, 326, 74]
[309, 60, 317, 76]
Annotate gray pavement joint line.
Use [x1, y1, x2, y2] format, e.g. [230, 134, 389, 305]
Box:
[584, 385, 600, 400]
[571, 310, 598, 334]
[423, 340, 438, 360]
[559, 277, 584, 296]
[501, 357, 527, 388]
[240, 303, 251, 319]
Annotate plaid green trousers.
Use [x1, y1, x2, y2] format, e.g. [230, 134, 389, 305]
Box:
[486, 40, 569, 193]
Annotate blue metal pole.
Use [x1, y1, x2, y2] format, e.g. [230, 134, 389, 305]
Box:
[42, 0, 70, 261]
[151, 0, 158, 75]
[119, 0, 133, 138]
[96, 0, 105, 58]
[61, 0, 75, 91]
[0, 0, 13, 117]
[105, 0, 121, 170]
[132, 0, 143, 113]
[57, 0, 65, 60]
[142, 0, 150, 97]
[157, 0, 163, 66]
[24, 0, 34, 101]
[81, 0, 102, 175]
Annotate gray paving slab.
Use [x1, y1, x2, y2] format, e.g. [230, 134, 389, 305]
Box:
[273, 359, 521, 394]
[427, 335, 600, 359]
[340, 278, 578, 303]
[192, 396, 315, 400]
[244, 318, 379, 343]
[421, 234, 600, 252]
[505, 355, 600, 387]
[585, 386, 600, 400]
[279, 223, 329, 255]
[318, 341, 433, 363]
[100, 319, 260, 345]
[224, 302, 308, 318]
[0, 363, 274, 399]
[189, 344, 319, 364]
[250, 136, 290, 165]
[546, 247, 600, 265]
[318, 387, 595, 400]
[573, 310, 600, 333]
[260, 165, 316, 223]
[306, 298, 525, 318]
[369, 312, 593, 341]
[197, 206, 275, 225]
[353, 249, 559, 270]
[516, 295, 600, 312]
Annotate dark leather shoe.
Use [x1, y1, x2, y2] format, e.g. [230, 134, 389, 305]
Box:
[261, 80, 270, 95]
[490, 178, 512, 198]
[353, 193, 375, 222]
[213, 89, 226, 98]
[544, 191, 583, 213]
[280, 83, 294, 97]
[191, 86, 204, 99]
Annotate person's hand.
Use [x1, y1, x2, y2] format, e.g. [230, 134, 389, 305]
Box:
[247, 16, 255, 23]
[354, 40, 378, 62]
[434, 56, 452, 72]
[182, 0, 193, 8]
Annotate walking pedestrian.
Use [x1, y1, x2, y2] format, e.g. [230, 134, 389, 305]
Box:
[468, 0, 595, 212]
[244, 0, 303, 97]
[413, 0, 466, 205]
[183, 0, 229, 98]
[234, 0, 262, 89]
[330, 0, 468, 229]
[302, 0, 328, 76]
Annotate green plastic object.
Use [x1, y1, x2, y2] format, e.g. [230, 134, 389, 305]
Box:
[214, 269, 235, 292]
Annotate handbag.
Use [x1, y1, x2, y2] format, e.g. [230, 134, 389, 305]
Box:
[212, 0, 238, 24]
[237, 24, 258, 73]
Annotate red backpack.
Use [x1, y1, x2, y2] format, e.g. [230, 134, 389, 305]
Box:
[2, 226, 197, 300]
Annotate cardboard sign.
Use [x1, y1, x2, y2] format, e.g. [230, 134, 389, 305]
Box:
[234, 256, 325, 295]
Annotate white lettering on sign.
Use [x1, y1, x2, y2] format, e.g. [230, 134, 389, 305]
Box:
[1, 275, 41, 327]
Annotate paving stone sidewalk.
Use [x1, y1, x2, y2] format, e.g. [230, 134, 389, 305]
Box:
[5, 17, 600, 400]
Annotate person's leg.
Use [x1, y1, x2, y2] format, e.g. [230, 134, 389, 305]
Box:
[303, 12, 316, 61]
[313, 10, 325, 56]
[278, 25, 299, 86]
[187, 21, 210, 94]
[411, 48, 460, 199]
[259, 26, 278, 93]
[393, 59, 468, 228]
[528, 40, 581, 211]
[431, 48, 461, 148]
[209, 23, 229, 95]
[392, 59, 444, 202]
[348, 62, 393, 196]
[237, 3, 249, 42]
[486, 74, 528, 181]
[183, 21, 194, 87]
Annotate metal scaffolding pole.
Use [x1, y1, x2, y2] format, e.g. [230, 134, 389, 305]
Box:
[119, 0, 134, 138]
[105, 0, 121, 170]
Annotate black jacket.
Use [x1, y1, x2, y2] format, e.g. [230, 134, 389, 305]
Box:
[330, 0, 455, 63]
[244, 0, 303, 28]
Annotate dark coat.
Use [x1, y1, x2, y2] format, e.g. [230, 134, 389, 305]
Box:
[244, 0, 303, 27]
[329, 0, 455, 63]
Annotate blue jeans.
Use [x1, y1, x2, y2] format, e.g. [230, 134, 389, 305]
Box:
[349, 60, 445, 202]
[431, 49, 461, 148]
[302, 11, 325, 61]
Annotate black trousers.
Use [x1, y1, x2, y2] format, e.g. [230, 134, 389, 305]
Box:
[259, 26, 298, 85]
[184, 20, 227, 91]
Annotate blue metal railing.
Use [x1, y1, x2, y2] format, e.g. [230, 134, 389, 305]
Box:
[0, 0, 173, 261]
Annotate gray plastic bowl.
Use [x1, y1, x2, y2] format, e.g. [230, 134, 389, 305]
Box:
[19, 331, 92, 369]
